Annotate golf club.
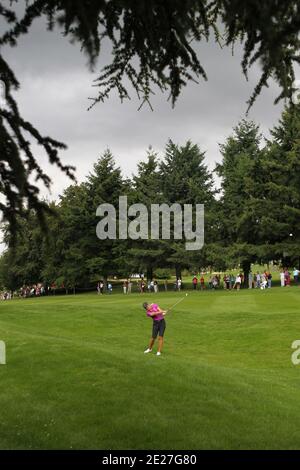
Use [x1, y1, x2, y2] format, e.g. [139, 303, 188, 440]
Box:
[167, 293, 189, 312]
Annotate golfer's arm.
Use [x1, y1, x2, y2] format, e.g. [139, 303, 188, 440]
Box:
[148, 311, 157, 317]
[149, 309, 167, 317]
[157, 308, 168, 315]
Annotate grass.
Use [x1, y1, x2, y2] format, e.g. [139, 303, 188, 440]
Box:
[0, 287, 300, 449]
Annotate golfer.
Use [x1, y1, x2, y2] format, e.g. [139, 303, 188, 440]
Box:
[143, 302, 167, 356]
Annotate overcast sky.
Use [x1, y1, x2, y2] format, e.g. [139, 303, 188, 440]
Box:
[2, 5, 287, 202]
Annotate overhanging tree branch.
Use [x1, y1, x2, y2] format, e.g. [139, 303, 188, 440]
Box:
[0, 0, 300, 236]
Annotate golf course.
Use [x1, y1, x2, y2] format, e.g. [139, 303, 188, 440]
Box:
[1, 287, 300, 450]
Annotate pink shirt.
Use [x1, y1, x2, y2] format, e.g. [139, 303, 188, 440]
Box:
[147, 303, 164, 321]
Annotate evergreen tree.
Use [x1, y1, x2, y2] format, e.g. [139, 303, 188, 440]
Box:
[129, 148, 165, 280]
[56, 184, 91, 290]
[59, 150, 128, 286]
[0, 205, 58, 290]
[215, 120, 264, 283]
[160, 140, 215, 277]
[261, 104, 300, 267]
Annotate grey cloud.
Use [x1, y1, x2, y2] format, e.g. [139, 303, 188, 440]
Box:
[2, 10, 290, 202]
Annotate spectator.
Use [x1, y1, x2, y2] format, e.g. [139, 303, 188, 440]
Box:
[261, 275, 268, 289]
[213, 276, 219, 289]
[248, 272, 253, 289]
[285, 269, 291, 287]
[280, 270, 285, 287]
[140, 280, 146, 293]
[235, 274, 242, 290]
[267, 272, 272, 288]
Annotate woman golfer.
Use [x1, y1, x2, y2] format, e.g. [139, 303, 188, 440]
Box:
[143, 302, 167, 356]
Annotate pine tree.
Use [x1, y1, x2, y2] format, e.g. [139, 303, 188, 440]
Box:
[59, 150, 128, 286]
[129, 148, 165, 280]
[215, 120, 264, 283]
[261, 104, 300, 266]
[160, 140, 215, 277]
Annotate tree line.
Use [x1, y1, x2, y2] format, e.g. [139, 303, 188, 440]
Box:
[0, 104, 300, 291]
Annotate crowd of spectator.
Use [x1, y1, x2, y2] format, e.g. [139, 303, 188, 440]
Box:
[280, 268, 299, 287]
[1, 291, 12, 300]
[20, 284, 46, 297]
[1, 283, 61, 300]
[2, 268, 300, 300]
[95, 269, 300, 295]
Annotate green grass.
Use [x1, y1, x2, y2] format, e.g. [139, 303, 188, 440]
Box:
[1, 287, 300, 449]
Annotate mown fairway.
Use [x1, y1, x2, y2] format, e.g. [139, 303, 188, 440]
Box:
[1, 288, 300, 450]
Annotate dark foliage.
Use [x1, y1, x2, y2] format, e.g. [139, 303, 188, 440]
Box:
[0, 1, 300, 236]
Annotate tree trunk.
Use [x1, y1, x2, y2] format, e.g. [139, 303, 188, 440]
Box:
[175, 265, 182, 279]
[242, 260, 251, 288]
[146, 266, 153, 281]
